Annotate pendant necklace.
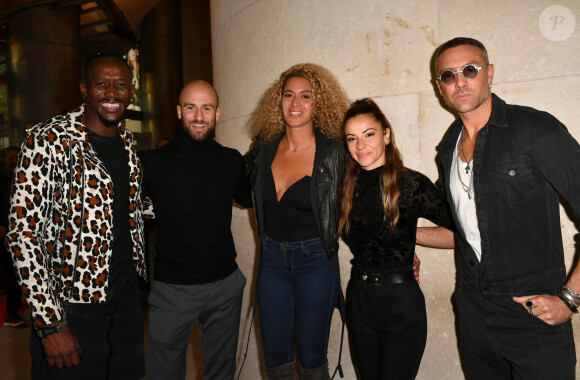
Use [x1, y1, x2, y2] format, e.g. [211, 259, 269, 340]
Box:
[457, 127, 474, 199]
[460, 127, 474, 174]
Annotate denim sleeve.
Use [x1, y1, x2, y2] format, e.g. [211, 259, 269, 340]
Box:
[533, 119, 580, 218]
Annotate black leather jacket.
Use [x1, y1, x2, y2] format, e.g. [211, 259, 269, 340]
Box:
[244, 128, 345, 259]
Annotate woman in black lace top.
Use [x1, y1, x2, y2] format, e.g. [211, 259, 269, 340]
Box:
[339, 99, 454, 379]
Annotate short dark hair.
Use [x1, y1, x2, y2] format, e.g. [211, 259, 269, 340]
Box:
[83, 51, 132, 82]
[2, 146, 20, 155]
[434, 37, 489, 72]
[2, 146, 20, 161]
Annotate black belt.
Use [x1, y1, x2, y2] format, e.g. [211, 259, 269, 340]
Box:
[352, 267, 414, 286]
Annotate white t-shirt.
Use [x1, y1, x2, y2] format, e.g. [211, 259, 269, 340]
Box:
[449, 134, 482, 261]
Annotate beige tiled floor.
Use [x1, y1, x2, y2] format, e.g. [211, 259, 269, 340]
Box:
[0, 291, 205, 380]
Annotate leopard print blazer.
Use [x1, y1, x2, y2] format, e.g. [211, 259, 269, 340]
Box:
[6, 105, 147, 327]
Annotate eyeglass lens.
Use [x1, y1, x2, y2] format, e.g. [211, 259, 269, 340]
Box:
[440, 65, 480, 85]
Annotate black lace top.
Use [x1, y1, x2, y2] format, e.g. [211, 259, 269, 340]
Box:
[345, 167, 454, 271]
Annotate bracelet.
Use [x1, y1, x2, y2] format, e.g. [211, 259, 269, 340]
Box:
[36, 319, 68, 338]
[562, 286, 580, 304]
[561, 287, 580, 308]
[557, 293, 578, 314]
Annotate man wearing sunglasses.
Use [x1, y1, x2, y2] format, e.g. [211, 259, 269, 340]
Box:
[434, 37, 579, 379]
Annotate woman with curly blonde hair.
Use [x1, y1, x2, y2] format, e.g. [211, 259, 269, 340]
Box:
[245, 63, 349, 379]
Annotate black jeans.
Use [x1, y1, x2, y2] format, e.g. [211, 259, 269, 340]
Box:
[30, 288, 145, 380]
[346, 273, 426, 380]
[456, 284, 576, 380]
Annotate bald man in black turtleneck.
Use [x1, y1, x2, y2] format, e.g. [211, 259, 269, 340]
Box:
[141, 80, 251, 380]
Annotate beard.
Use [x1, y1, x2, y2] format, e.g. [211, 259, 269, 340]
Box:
[97, 113, 123, 127]
[181, 119, 216, 141]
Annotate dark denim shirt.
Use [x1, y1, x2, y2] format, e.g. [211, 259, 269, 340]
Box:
[438, 94, 580, 297]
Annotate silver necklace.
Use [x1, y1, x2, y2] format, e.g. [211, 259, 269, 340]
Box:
[457, 128, 474, 199]
[285, 137, 313, 155]
[459, 128, 474, 174]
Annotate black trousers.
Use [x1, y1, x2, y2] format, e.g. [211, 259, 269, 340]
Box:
[455, 284, 576, 380]
[346, 276, 427, 380]
[30, 288, 145, 380]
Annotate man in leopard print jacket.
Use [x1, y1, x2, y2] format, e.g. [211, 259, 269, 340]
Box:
[6, 53, 148, 379]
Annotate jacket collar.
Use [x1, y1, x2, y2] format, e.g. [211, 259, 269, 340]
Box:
[67, 104, 133, 144]
[438, 93, 508, 153]
[313, 127, 329, 171]
[486, 93, 509, 129]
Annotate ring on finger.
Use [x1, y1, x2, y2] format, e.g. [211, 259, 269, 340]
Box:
[525, 298, 535, 315]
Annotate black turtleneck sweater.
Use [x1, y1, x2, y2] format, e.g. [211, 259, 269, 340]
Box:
[345, 167, 454, 272]
[141, 134, 251, 285]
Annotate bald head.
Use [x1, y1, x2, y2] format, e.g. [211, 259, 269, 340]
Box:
[179, 80, 219, 107]
[177, 80, 221, 141]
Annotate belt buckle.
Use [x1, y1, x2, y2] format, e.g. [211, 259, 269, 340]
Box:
[371, 273, 381, 286]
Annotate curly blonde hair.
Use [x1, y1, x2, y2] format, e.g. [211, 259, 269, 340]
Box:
[251, 63, 350, 141]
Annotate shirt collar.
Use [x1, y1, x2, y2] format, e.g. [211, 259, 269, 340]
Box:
[486, 93, 509, 129]
[439, 93, 510, 151]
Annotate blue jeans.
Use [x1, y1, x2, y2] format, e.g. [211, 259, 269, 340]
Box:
[258, 236, 338, 369]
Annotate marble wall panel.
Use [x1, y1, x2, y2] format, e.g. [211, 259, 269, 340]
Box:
[211, 0, 282, 121]
[279, 0, 439, 99]
[373, 94, 422, 172]
[438, 0, 580, 83]
[210, 0, 259, 36]
[418, 91, 456, 180]
[230, 215, 265, 378]
[215, 114, 253, 156]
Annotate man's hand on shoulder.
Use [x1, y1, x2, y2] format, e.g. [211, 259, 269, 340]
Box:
[41, 327, 80, 368]
[513, 294, 573, 325]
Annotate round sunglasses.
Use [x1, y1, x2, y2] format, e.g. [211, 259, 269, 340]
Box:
[436, 64, 489, 85]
